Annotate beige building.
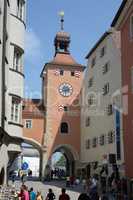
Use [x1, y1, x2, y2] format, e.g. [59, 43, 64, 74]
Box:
[80, 30, 124, 177]
[0, 0, 26, 184]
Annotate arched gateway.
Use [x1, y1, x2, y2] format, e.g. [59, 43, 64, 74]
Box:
[41, 14, 85, 177]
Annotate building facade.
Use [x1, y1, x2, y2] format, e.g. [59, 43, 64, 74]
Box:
[0, 0, 26, 184]
[111, 0, 133, 179]
[80, 30, 124, 177]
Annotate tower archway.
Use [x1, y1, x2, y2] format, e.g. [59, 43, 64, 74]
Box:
[52, 145, 79, 177]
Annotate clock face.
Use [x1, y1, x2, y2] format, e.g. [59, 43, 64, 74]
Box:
[59, 83, 73, 97]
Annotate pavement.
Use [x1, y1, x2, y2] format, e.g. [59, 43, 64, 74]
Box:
[9, 180, 81, 200]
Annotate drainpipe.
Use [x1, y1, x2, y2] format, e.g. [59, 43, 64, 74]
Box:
[1, 0, 7, 129]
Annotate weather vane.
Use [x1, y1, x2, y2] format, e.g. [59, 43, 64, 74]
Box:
[59, 10, 65, 31]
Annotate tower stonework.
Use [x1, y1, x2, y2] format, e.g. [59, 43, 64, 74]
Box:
[41, 30, 85, 177]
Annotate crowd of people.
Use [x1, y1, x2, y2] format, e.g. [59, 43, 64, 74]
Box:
[14, 186, 72, 200]
[12, 173, 129, 200]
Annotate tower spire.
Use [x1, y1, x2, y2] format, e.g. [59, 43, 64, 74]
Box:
[59, 11, 65, 31]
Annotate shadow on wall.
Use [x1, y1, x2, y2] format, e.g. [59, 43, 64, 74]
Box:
[0, 168, 5, 185]
[44, 90, 82, 177]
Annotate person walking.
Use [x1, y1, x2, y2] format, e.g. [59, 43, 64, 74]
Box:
[59, 188, 70, 200]
[29, 187, 36, 200]
[45, 188, 55, 200]
[18, 185, 30, 200]
[36, 191, 43, 200]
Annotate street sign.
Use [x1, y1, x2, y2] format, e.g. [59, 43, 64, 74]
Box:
[22, 162, 29, 170]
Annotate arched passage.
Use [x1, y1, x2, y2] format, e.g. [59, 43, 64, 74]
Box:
[51, 145, 79, 177]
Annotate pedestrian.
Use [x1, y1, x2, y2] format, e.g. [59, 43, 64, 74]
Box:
[29, 187, 36, 200]
[59, 188, 70, 200]
[18, 185, 30, 200]
[78, 193, 90, 200]
[36, 191, 43, 200]
[45, 188, 55, 200]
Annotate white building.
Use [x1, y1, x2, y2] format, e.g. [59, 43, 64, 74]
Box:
[80, 30, 124, 178]
[0, 0, 26, 184]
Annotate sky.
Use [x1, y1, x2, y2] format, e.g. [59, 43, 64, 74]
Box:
[24, 0, 122, 99]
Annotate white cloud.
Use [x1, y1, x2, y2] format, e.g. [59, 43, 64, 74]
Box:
[25, 28, 43, 64]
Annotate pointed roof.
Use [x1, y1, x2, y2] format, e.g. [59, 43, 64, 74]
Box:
[49, 52, 82, 67]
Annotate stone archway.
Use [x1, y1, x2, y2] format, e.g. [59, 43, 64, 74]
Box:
[0, 168, 5, 185]
[52, 144, 79, 176]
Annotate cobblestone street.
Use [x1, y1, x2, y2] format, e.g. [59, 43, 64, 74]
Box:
[10, 180, 80, 200]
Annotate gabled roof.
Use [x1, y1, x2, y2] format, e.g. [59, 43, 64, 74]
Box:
[111, 0, 128, 27]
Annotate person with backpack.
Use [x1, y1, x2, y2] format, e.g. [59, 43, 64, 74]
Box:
[45, 189, 55, 200]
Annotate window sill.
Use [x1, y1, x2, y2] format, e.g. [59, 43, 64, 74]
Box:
[10, 14, 26, 29]
[8, 121, 23, 128]
[9, 68, 25, 78]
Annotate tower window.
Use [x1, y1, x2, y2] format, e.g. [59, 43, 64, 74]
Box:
[71, 71, 75, 76]
[60, 69, 64, 76]
[61, 122, 69, 134]
[64, 106, 68, 112]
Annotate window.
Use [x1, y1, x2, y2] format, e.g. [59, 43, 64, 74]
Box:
[11, 97, 21, 123]
[88, 77, 93, 88]
[71, 71, 75, 76]
[108, 131, 114, 144]
[103, 62, 110, 74]
[130, 15, 133, 39]
[25, 120, 32, 129]
[92, 137, 97, 148]
[86, 139, 90, 149]
[107, 104, 113, 115]
[103, 83, 109, 95]
[88, 95, 95, 106]
[99, 135, 105, 146]
[64, 106, 68, 112]
[91, 57, 96, 67]
[61, 122, 69, 133]
[60, 69, 64, 76]
[17, 0, 25, 21]
[13, 47, 23, 72]
[86, 117, 90, 127]
[100, 46, 106, 57]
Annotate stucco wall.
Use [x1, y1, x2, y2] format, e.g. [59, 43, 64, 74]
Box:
[81, 32, 124, 167]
